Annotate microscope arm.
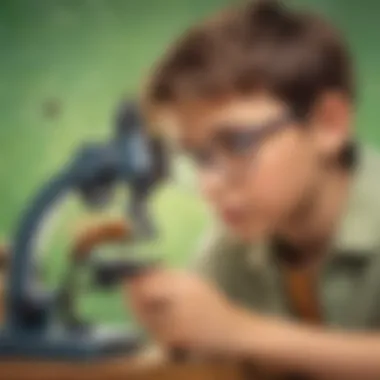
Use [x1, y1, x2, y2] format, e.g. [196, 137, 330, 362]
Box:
[7, 170, 75, 327]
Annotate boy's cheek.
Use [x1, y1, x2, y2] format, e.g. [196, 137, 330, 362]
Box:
[241, 166, 309, 238]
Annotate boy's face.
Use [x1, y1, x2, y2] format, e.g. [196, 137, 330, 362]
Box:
[164, 93, 350, 242]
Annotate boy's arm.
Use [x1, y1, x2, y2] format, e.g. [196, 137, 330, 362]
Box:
[225, 308, 380, 380]
[126, 265, 380, 380]
[127, 228, 380, 379]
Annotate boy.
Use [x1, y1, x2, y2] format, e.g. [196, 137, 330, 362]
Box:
[127, 0, 380, 378]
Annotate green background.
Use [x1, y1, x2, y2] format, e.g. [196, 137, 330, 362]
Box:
[1, 0, 379, 325]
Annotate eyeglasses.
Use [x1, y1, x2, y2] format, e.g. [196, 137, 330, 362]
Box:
[185, 113, 295, 180]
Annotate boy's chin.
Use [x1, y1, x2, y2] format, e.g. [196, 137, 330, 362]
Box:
[225, 222, 269, 243]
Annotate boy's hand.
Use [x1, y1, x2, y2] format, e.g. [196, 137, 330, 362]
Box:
[124, 269, 249, 356]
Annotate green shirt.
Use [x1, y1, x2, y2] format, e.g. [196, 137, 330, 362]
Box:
[194, 144, 380, 330]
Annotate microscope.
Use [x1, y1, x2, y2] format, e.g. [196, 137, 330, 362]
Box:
[0, 101, 168, 361]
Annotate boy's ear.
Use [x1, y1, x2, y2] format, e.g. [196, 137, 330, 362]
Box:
[310, 91, 352, 160]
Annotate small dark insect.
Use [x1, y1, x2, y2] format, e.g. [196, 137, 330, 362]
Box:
[42, 98, 62, 120]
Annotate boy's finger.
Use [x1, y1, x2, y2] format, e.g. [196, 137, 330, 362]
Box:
[125, 273, 175, 310]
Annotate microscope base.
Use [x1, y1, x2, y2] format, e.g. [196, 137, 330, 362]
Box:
[0, 326, 142, 361]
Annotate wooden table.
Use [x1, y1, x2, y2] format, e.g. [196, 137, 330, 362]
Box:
[0, 358, 250, 380]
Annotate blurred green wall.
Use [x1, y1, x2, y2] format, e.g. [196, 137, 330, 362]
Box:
[1, 0, 379, 323]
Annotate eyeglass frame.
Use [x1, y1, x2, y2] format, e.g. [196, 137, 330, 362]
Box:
[181, 112, 296, 179]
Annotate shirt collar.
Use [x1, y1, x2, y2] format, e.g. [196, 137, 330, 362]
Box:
[331, 144, 380, 259]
